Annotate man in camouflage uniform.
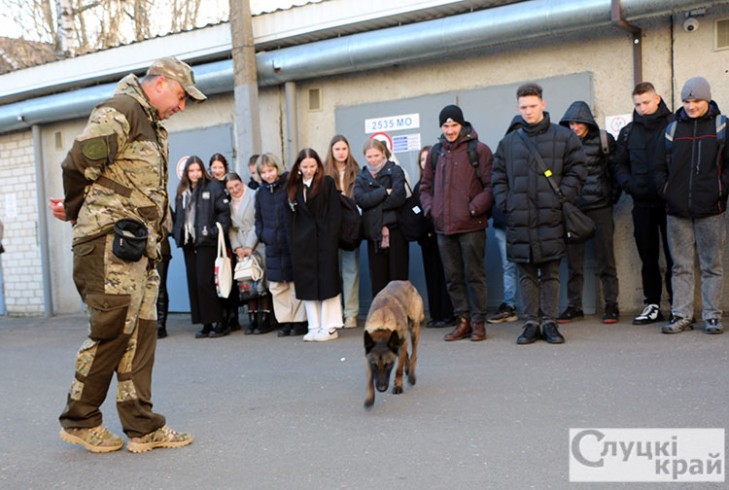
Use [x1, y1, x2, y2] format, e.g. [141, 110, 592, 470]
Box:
[49, 58, 206, 453]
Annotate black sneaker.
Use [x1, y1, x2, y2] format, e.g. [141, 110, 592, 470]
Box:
[541, 321, 565, 344]
[516, 322, 541, 345]
[632, 304, 664, 325]
[487, 303, 519, 324]
[557, 306, 584, 324]
[602, 303, 619, 324]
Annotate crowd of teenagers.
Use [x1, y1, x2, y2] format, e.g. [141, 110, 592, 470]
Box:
[159, 76, 728, 346]
[52, 57, 727, 455]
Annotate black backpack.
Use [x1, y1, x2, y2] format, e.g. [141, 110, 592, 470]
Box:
[338, 193, 362, 251]
[429, 138, 484, 186]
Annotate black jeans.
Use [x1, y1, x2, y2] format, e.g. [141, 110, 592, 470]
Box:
[517, 260, 561, 322]
[565, 206, 619, 308]
[632, 204, 672, 305]
[437, 230, 488, 323]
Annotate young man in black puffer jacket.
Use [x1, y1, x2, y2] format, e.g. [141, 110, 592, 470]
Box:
[612, 82, 674, 326]
[492, 83, 586, 345]
[558, 101, 620, 325]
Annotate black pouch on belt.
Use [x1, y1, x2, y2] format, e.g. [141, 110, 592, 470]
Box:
[112, 219, 148, 262]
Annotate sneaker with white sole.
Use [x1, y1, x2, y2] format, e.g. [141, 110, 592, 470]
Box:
[127, 425, 193, 453]
[343, 316, 358, 329]
[314, 328, 339, 342]
[633, 304, 664, 325]
[303, 329, 318, 341]
[487, 303, 519, 324]
[60, 425, 124, 453]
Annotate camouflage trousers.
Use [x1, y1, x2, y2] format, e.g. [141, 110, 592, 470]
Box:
[59, 233, 165, 438]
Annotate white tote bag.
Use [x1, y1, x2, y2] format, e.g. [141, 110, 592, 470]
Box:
[214, 222, 232, 298]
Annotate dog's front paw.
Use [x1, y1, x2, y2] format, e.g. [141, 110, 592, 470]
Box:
[364, 396, 374, 408]
[392, 385, 403, 395]
[408, 373, 416, 386]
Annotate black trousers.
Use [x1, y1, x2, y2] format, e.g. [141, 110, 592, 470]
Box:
[632, 204, 673, 305]
[367, 226, 409, 297]
[419, 236, 454, 322]
[183, 244, 223, 325]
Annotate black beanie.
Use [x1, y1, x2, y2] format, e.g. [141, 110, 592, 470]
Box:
[439, 104, 466, 126]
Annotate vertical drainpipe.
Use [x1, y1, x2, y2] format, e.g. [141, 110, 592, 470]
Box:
[32, 125, 53, 317]
[284, 81, 298, 167]
[611, 0, 643, 86]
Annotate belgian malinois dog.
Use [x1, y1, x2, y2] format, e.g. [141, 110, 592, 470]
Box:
[364, 280, 423, 408]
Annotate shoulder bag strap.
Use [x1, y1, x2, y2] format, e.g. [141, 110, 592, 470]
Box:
[516, 128, 565, 202]
[216, 222, 226, 259]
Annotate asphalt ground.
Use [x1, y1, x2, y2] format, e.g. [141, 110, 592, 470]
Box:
[0, 312, 727, 489]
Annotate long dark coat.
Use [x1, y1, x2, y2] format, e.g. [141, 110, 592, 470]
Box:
[287, 175, 342, 301]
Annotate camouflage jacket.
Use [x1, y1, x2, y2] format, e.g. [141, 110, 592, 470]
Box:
[61, 74, 169, 260]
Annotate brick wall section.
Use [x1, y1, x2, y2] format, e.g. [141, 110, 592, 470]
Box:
[0, 130, 44, 316]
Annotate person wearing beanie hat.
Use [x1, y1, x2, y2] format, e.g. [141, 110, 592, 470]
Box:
[654, 77, 728, 335]
[680, 76, 711, 102]
[492, 83, 587, 345]
[419, 105, 493, 342]
[50, 58, 204, 454]
[438, 104, 466, 127]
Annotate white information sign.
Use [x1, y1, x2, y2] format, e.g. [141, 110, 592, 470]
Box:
[365, 113, 420, 134]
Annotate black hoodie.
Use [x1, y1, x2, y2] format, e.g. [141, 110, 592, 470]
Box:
[559, 101, 618, 210]
[612, 98, 674, 205]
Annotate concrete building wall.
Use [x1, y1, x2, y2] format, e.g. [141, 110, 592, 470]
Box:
[2, 6, 728, 316]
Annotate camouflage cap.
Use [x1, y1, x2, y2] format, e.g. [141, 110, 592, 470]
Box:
[147, 57, 207, 101]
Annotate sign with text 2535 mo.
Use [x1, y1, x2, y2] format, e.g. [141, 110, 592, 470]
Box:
[365, 113, 419, 134]
[569, 428, 725, 482]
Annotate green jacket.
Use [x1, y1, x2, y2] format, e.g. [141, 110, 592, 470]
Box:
[61, 74, 169, 261]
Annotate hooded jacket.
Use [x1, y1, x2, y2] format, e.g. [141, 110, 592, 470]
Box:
[559, 101, 618, 210]
[255, 172, 294, 283]
[654, 101, 729, 219]
[612, 98, 674, 206]
[61, 74, 169, 260]
[419, 124, 493, 235]
[492, 112, 586, 263]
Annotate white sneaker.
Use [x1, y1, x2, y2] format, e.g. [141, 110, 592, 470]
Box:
[303, 329, 318, 342]
[314, 328, 339, 342]
[343, 316, 358, 329]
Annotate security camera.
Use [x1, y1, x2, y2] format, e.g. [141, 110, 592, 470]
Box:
[683, 17, 699, 32]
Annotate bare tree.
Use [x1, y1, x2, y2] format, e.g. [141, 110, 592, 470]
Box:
[0, 0, 229, 70]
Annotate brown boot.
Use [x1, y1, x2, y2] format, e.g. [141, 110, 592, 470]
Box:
[470, 321, 486, 342]
[444, 317, 471, 341]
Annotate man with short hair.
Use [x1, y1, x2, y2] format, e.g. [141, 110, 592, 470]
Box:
[654, 76, 728, 335]
[492, 83, 586, 344]
[50, 57, 206, 453]
[613, 82, 674, 325]
[420, 104, 493, 342]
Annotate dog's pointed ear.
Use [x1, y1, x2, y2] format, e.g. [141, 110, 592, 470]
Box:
[387, 330, 400, 352]
[364, 330, 375, 353]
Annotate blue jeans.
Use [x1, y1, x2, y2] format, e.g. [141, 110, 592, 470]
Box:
[494, 227, 518, 308]
[667, 214, 726, 321]
[338, 247, 360, 319]
[437, 230, 488, 323]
